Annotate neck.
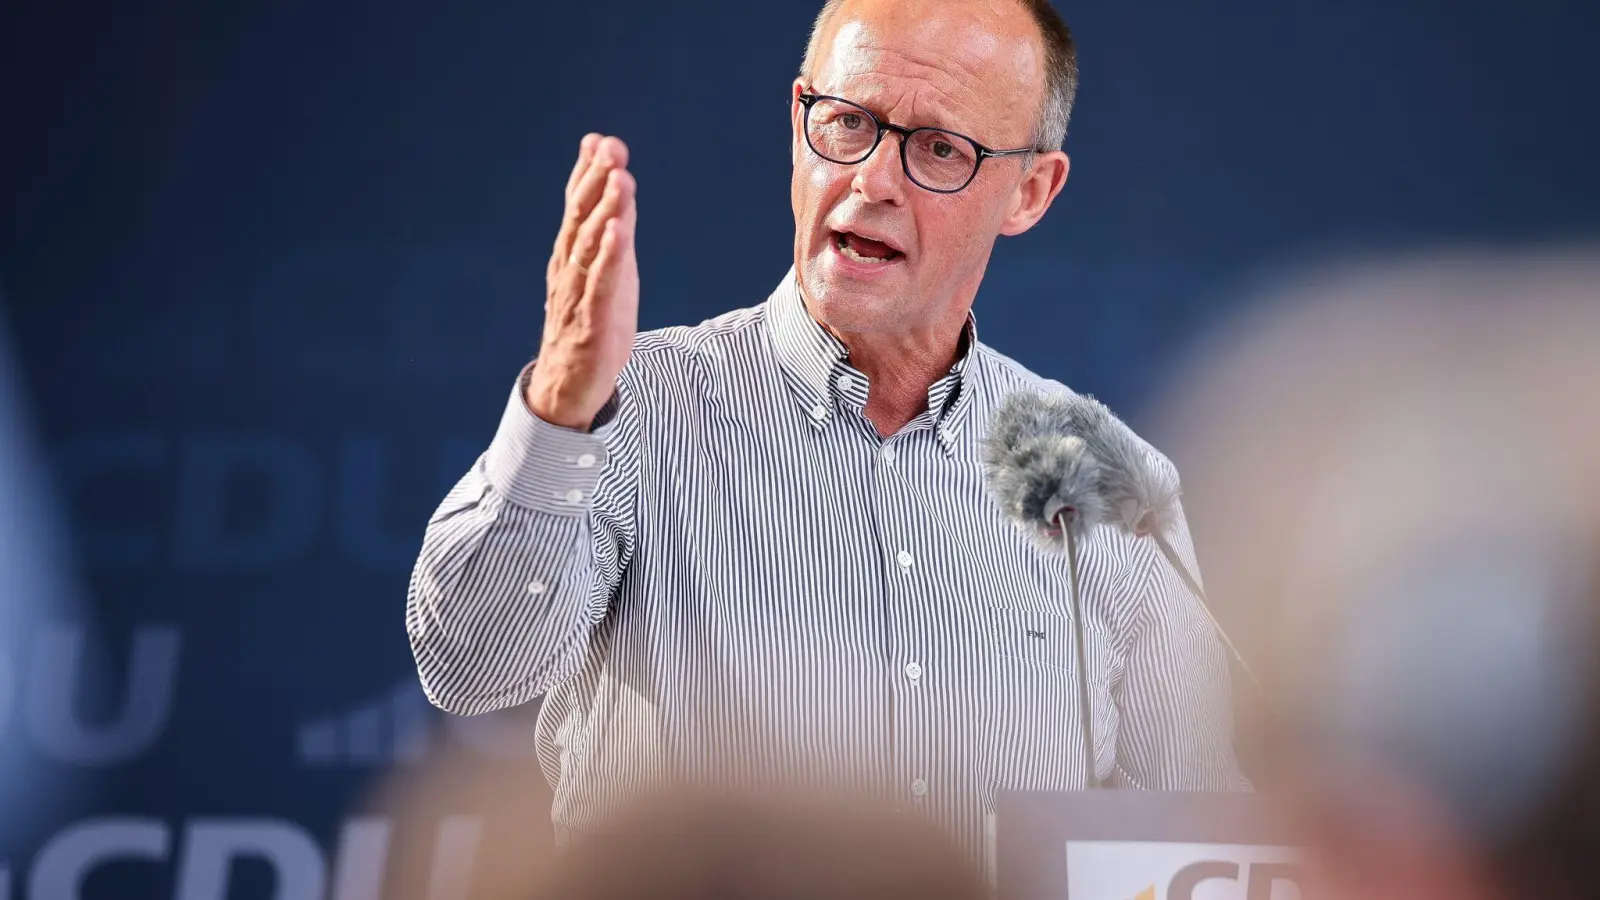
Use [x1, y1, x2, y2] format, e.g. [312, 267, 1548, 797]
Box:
[828, 317, 968, 437]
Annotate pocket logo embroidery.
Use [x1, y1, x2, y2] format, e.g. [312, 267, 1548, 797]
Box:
[1026, 629, 1047, 640]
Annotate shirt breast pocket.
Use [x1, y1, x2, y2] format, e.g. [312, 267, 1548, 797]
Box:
[983, 605, 1103, 791]
[989, 605, 1072, 670]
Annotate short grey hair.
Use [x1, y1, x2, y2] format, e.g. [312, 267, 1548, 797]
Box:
[799, 0, 1079, 151]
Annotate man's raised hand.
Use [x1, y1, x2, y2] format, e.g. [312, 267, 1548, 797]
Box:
[527, 134, 639, 430]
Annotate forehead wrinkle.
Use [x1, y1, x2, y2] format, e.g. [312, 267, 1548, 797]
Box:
[822, 44, 1032, 144]
[830, 63, 983, 132]
[816, 8, 1041, 144]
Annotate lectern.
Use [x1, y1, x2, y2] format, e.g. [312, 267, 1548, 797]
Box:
[996, 791, 1302, 900]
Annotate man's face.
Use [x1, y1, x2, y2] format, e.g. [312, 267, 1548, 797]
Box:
[790, 0, 1068, 341]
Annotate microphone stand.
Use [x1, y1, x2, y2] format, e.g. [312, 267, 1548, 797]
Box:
[1060, 522, 1100, 790]
[1148, 530, 1264, 696]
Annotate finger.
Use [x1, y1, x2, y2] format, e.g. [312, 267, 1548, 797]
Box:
[552, 140, 623, 267]
[567, 137, 628, 212]
[549, 214, 621, 329]
[550, 162, 627, 292]
[606, 192, 636, 271]
[564, 133, 602, 200]
[617, 164, 638, 236]
[583, 218, 624, 305]
[569, 167, 635, 273]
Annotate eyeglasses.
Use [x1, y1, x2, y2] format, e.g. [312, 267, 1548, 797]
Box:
[797, 92, 1036, 194]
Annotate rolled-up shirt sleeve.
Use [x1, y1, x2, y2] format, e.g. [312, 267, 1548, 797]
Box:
[406, 366, 638, 715]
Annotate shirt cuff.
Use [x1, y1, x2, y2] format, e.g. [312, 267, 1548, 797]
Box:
[482, 365, 613, 514]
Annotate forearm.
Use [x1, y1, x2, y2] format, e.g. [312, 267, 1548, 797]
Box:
[406, 373, 633, 714]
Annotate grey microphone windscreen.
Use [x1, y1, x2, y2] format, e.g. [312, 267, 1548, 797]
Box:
[982, 391, 1109, 544]
[1044, 391, 1181, 537]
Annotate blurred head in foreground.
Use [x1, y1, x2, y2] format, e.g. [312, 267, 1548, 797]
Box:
[528, 788, 987, 900]
[1151, 249, 1600, 900]
[368, 751, 986, 900]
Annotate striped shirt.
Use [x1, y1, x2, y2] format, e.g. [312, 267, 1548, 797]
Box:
[406, 270, 1243, 865]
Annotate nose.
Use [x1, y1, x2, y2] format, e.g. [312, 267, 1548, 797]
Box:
[849, 131, 908, 206]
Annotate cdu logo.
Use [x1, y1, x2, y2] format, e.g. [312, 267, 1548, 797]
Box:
[297, 678, 542, 767]
[1069, 838, 1300, 900]
[1160, 860, 1302, 900]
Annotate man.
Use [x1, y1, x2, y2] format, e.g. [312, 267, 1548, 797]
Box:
[407, 0, 1241, 864]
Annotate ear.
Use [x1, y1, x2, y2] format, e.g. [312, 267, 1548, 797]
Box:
[999, 150, 1070, 237]
[790, 80, 808, 167]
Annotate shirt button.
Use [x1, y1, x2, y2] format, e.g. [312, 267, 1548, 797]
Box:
[564, 489, 583, 505]
[910, 778, 929, 798]
[576, 453, 597, 469]
[837, 374, 857, 393]
[527, 580, 548, 595]
[881, 444, 897, 464]
[904, 662, 922, 680]
[809, 404, 828, 422]
[896, 550, 914, 569]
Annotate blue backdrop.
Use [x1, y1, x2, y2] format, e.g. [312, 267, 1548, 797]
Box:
[2, 0, 1597, 896]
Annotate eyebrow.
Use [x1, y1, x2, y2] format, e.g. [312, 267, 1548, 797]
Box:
[810, 87, 975, 137]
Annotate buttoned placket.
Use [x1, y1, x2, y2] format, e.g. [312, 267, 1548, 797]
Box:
[769, 277, 985, 811]
[863, 420, 943, 808]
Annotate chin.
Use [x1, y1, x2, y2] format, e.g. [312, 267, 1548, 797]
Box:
[806, 279, 907, 337]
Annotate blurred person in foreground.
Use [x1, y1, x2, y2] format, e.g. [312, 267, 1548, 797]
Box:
[1148, 250, 1600, 900]
[406, 0, 1242, 866]
[527, 789, 989, 900]
[365, 753, 986, 900]
[0, 297, 88, 856]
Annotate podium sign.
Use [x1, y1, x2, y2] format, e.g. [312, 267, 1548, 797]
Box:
[996, 791, 1303, 900]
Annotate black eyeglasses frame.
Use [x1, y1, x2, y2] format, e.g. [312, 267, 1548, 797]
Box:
[796, 91, 1037, 194]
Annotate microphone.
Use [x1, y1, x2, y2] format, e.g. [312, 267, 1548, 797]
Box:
[992, 390, 1265, 696]
[982, 393, 1110, 788]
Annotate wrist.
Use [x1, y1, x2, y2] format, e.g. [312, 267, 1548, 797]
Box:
[524, 358, 599, 431]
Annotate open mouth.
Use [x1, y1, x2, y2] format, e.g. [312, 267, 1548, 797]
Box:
[832, 230, 904, 265]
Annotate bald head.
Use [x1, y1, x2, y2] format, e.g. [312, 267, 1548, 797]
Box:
[801, 0, 1078, 151]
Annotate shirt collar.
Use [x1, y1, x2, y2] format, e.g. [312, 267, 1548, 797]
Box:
[765, 268, 982, 452]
